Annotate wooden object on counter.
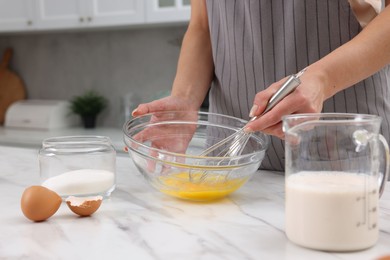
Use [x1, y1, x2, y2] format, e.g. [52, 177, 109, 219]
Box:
[0, 48, 26, 124]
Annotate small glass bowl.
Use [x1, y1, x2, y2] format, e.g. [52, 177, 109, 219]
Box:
[39, 136, 116, 199]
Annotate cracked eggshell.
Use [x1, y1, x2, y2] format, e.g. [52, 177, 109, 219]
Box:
[21, 186, 62, 222]
[66, 196, 103, 216]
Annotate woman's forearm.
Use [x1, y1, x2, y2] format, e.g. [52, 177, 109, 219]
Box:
[171, 1, 214, 110]
[310, 4, 390, 99]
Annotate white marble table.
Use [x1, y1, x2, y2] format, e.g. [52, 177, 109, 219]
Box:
[0, 146, 389, 260]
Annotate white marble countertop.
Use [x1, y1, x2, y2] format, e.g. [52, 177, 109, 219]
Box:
[1, 145, 389, 260]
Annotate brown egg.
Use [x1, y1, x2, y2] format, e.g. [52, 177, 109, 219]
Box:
[21, 186, 62, 222]
[66, 196, 102, 216]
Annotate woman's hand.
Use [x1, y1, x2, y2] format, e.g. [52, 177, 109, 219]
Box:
[246, 70, 328, 139]
[132, 95, 199, 117]
[129, 95, 201, 172]
[131, 95, 201, 154]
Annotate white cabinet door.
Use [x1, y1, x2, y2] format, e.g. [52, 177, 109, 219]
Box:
[84, 0, 144, 27]
[34, 0, 86, 30]
[0, 0, 35, 31]
[34, 0, 144, 30]
[0, 0, 189, 33]
[145, 0, 190, 23]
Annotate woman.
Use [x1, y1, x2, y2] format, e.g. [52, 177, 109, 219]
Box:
[133, 0, 390, 172]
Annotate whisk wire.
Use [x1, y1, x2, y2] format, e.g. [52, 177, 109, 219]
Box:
[199, 129, 245, 156]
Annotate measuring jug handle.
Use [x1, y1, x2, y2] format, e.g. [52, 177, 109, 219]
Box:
[378, 134, 390, 197]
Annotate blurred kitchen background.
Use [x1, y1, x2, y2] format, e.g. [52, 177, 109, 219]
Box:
[0, 0, 195, 150]
[0, 26, 186, 127]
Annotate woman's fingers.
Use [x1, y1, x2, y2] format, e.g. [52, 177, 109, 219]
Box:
[132, 95, 199, 118]
[259, 122, 284, 139]
[132, 99, 167, 117]
[247, 71, 327, 137]
[248, 89, 323, 137]
[250, 78, 287, 117]
[248, 91, 302, 131]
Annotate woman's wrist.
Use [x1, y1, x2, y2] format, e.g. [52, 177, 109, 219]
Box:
[170, 91, 203, 111]
[305, 63, 335, 101]
[171, 83, 209, 110]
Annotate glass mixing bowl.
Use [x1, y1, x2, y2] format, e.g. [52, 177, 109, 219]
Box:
[123, 111, 269, 201]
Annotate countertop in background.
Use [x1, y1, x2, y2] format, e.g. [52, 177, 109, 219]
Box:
[0, 126, 125, 152]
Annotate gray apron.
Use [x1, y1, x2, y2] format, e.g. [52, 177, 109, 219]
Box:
[206, 0, 390, 172]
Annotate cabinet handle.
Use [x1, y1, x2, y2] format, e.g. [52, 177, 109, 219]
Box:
[27, 20, 33, 26]
[87, 17, 92, 22]
[79, 17, 84, 22]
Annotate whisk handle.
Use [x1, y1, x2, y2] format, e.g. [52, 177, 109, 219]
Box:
[248, 68, 305, 123]
[261, 68, 306, 115]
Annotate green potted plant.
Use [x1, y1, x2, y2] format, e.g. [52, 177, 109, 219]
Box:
[70, 90, 107, 128]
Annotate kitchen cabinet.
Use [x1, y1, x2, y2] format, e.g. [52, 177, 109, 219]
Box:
[33, 0, 84, 30]
[0, 0, 35, 32]
[0, 0, 188, 33]
[34, 0, 144, 30]
[145, 0, 190, 23]
[83, 0, 144, 27]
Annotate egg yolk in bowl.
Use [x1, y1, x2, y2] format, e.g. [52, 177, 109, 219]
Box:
[156, 171, 250, 201]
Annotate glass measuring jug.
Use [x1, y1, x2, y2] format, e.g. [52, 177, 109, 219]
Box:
[282, 113, 389, 252]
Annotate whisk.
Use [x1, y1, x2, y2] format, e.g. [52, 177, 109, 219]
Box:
[190, 67, 307, 182]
